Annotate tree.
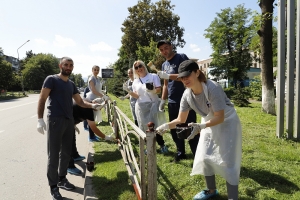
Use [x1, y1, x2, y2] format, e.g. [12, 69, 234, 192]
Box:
[204, 4, 255, 86]
[22, 53, 59, 90]
[0, 59, 13, 90]
[257, 0, 276, 115]
[69, 73, 84, 88]
[121, 0, 185, 57]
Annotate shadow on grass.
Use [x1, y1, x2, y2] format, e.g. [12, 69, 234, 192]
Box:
[241, 167, 299, 194]
[157, 166, 184, 200]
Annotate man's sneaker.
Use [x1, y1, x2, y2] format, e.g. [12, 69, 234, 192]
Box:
[57, 178, 75, 190]
[89, 137, 101, 142]
[74, 155, 86, 162]
[193, 189, 219, 200]
[160, 145, 169, 154]
[50, 187, 63, 200]
[67, 167, 82, 175]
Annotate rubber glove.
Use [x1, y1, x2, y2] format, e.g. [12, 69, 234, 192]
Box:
[75, 125, 80, 134]
[156, 123, 169, 135]
[92, 103, 102, 110]
[93, 98, 104, 104]
[159, 99, 165, 112]
[105, 135, 114, 141]
[123, 83, 130, 93]
[187, 123, 206, 141]
[102, 95, 110, 101]
[157, 71, 170, 80]
[37, 118, 46, 134]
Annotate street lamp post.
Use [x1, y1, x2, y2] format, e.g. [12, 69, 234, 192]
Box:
[17, 40, 30, 95]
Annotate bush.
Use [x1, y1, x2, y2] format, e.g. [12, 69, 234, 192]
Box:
[224, 86, 251, 107]
[249, 75, 262, 101]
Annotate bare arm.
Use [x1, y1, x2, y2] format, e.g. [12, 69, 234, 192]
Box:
[87, 120, 106, 139]
[161, 79, 168, 100]
[167, 110, 189, 129]
[89, 80, 104, 97]
[204, 110, 224, 127]
[37, 88, 51, 118]
[168, 74, 181, 81]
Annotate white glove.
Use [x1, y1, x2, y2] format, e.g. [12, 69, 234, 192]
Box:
[93, 98, 104, 104]
[155, 123, 169, 135]
[102, 95, 110, 101]
[159, 99, 165, 112]
[105, 135, 114, 141]
[187, 123, 206, 141]
[119, 96, 125, 101]
[37, 118, 46, 134]
[75, 125, 80, 134]
[92, 103, 102, 110]
[123, 83, 130, 93]
[157, 71, 170, 80]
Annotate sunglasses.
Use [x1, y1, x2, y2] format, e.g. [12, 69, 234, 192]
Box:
[134, 65, 143, 70]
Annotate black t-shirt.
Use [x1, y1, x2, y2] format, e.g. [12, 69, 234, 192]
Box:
[73, 103, 94, 125]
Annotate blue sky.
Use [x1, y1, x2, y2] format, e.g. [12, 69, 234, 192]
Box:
[0, 0, 269, 79]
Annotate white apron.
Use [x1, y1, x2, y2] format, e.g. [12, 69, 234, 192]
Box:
[190, 83, 242, 185]
[86, 77, 103, 123]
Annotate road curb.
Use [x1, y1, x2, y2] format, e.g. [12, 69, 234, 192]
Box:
[84, 142, 98, 200]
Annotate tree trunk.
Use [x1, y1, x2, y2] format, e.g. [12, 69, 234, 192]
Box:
[259, 0, 276, 115]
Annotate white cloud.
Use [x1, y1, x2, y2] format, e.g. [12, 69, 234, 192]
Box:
[35, 38, 48, 45]
[190, 44, 201, 52]
[89, 42, 113, 52]
[53, 35, 76, 48]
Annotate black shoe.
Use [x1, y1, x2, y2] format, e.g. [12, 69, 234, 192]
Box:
[57, 178, 75, 190]
[173, 154, 187, 162]
[50, 187, 63, 200]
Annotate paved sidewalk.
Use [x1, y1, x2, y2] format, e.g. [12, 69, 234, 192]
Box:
[59, 123, 98, 200]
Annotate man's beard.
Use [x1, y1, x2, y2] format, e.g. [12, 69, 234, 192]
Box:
[61, 68, 72, 76]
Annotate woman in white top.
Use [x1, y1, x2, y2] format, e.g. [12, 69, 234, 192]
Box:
[119, 68, 138, 126]
[156, 60, 242, 200]
[86, 65, 106, 125]
[123, 60, 168, 154]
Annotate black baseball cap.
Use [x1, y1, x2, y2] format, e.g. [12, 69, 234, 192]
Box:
[177, 60, 199, 78]
[157, 40, 171, 48]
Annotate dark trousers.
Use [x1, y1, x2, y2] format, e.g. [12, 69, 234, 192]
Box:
[47, 117, 74, 186]
[168, 103, 199, 156]
[83, 120, 88, 129]
[88, 126, 96, 139]
[68, 131, 80, 168]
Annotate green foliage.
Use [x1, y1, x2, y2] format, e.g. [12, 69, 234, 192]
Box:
[121, 0, 185, 56]
[0, 60, 13, 90]
[69, 73, 85, 87]
[249, 75, 262, 101]
[204, 4, 255, 81]
[224, 85, 251, 107]
[23, 53, 59, 90]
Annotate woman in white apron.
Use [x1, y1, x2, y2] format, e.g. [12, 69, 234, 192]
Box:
[156, 60, 242, 200]
[123, 60, 168, 154]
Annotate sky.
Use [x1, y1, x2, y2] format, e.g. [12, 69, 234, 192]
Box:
[0, 0, 270, 80]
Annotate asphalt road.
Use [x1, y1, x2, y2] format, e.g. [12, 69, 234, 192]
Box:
[0, 94, 89, 200]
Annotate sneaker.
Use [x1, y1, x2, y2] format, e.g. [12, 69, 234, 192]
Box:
[74, 155, 86, 162]
[193, 189, 219, 200]
[84, 128, 89, 131]
[67, 167, 82, 175]
[173, 154, 187, 162]
[50, 187, 63, 200]
[89, 137, 100, 142]
[57, 178, 75, 190]
[160, 145, 169, 154]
